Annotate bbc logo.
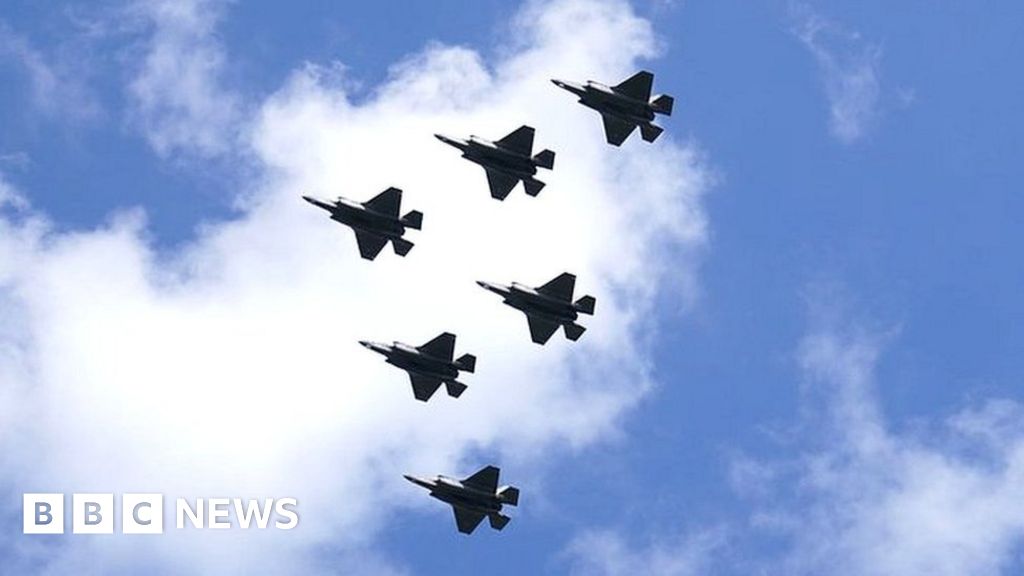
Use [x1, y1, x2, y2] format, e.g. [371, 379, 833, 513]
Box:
[23, 494, 163, 535]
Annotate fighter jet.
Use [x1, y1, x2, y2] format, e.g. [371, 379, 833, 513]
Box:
[360, 332, 475, 401]
[404, 465, 520, 534]
[302, 187, 422, 260]
[477, 272, 596, 345]
[552, 70, 674, 146]
[435, 125, 555, 200]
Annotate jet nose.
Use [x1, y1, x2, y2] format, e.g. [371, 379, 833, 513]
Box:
[302, 195, 316, 204]
[551, 79, 566, 88]
[477, 280, 502, 293]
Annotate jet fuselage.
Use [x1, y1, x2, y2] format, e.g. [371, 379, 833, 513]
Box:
[404, 475, 503, 514]
[477, 281, 579, 323]
[303, 195, 407, 240]
[360, 341, 459, 381]
[435, 134, 538, 178]
[553, 79, 656, 124]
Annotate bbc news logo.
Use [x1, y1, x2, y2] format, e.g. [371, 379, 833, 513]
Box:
[23, 494, 299, 534]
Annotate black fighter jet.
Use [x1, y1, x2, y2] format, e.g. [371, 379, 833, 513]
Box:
[360, 332, 475, 401]
[552, 70, 674, 146]
[477, 272, 596, 345]
[435, 125, 555, 200]
[404, 465, 520, 534]
[303, 187, 422, 260]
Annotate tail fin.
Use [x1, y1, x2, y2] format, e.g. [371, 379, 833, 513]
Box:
[497, 486, 520, 506]
[445, 380, 467, 398]
[392, 237, 414, 256]
[564, 323, 586, 341]
[640, 122, 664, 143]
[523, 178, 546, 197]
[488, 513, 511, 531]
[574, 295, 596, 315]
[401, 210, 423, 230]
[650, 94, 674, 115]
[455, 353, 476, 373]
[532, 149, 555, 170]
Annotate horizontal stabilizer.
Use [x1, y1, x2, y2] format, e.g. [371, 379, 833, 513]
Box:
[488, 513, 511, 531]
[640, 122, 663, 143]
[498, 486, 520, 506]
[532, 149, 555, 170]
[574, 295, 596, 315]
[523, 178, 545, 197]
[392, 237, 414, 256]
[564, 322, 586, 341]
[456, 353, 476, 373]
[651, 94, 674, 115]
[401, 210, 423, 230]
[445, 380, 467, 398]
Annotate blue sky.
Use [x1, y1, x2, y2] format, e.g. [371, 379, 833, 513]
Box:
[2, 1, 1024, 574]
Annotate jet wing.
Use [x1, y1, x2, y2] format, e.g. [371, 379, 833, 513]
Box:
[536, 272, 576, 301]
[353, 231, 389, 260]
[418, 332, 456, 360]
[409, 374, 443, 402]
[526, 316, 561, 345]
[601, 114, 637, 146]
[363, 187, 402, 216]
[462, 465, 500, 491]
[495, 125, 535, 154]
[484, 169, 520, 200]
[453, 508, 487, 534]
[613, 70, 654, 101]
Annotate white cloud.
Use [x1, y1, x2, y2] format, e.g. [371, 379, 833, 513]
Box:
[0, 0, 708, 573]
[566, 306, 1024, 576]
[124, 0, 242, 158]
[790, 4, 882, 144]
[740, 319, 1024, 576]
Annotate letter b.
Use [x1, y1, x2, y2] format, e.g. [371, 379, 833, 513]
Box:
[23, 494, 64, 534]
[73, 494, 113, 534]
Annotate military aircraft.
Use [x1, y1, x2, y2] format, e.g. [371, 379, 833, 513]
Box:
[435, 125, 555, 200]
[477, 272, 596, 345]
[404, 465, 520, 534]
[360, 332, 475, 401]
[302, 187, 422, 260]
[552, 70, 674, 146]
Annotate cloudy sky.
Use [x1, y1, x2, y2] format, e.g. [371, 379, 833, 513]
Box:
[1, 0, 1023, 574]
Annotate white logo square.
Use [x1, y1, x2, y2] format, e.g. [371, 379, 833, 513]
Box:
[23, 493, 64, 534]
[122, 493, 163, 534]
[72, 493, 114, 534]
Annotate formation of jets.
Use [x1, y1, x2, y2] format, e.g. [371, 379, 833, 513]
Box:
[304, 70, 673, 534]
